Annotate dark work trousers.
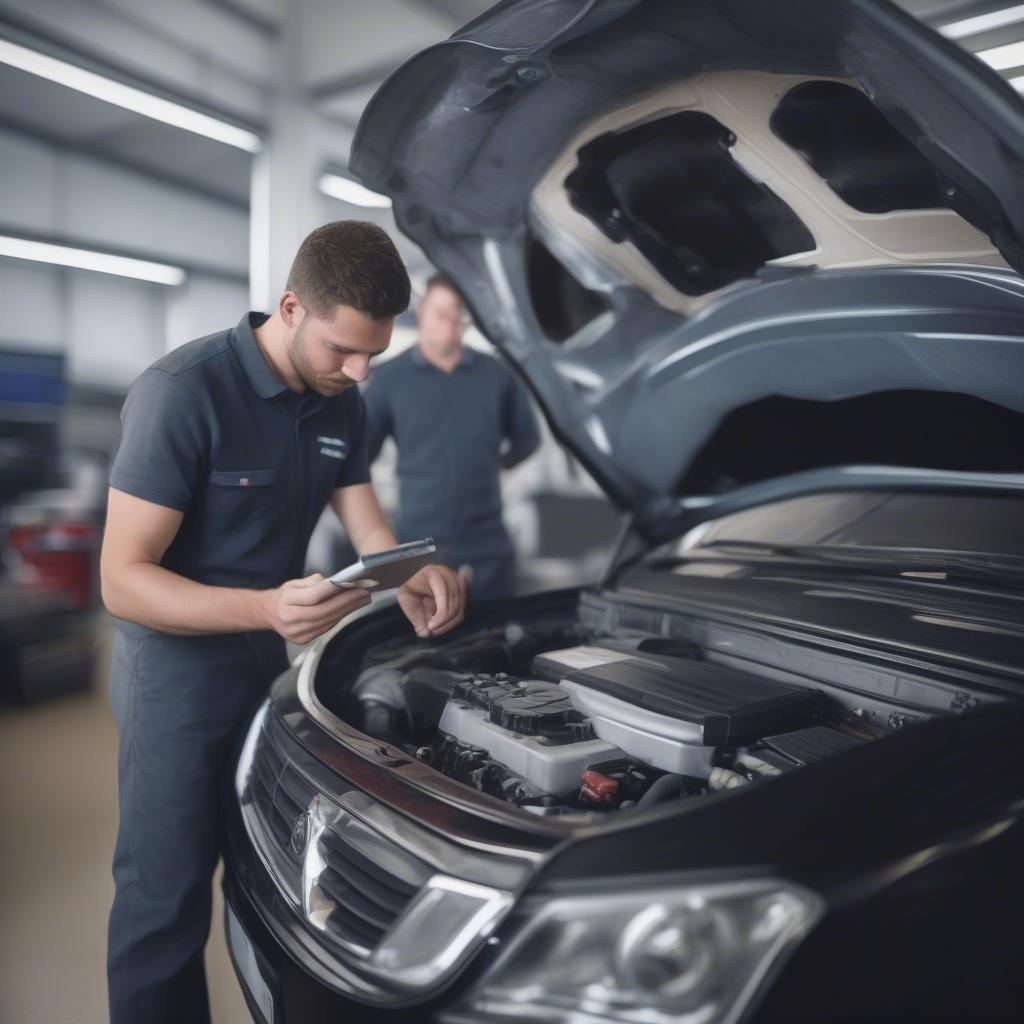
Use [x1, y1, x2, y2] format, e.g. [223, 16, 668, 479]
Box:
[107, 620, 288, 1024]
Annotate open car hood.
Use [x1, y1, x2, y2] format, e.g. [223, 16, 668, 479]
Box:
[352, 0, 1024, 542]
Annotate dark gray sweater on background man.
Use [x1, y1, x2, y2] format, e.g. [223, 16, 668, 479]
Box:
[362, 341, 539, 599]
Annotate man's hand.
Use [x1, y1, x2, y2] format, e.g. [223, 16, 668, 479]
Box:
[330, 484, 466, 638]
[397, 564, 467, 639]
[264, 573, 372, 645]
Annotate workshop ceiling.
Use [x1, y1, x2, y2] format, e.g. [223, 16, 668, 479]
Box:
[0, 0, 1019, 209]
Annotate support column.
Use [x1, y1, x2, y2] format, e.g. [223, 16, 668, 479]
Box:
[249, 0, 321, 311]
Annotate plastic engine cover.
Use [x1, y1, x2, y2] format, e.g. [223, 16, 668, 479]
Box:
[535, 646, 823, 775]
[438, 673, 623, 794]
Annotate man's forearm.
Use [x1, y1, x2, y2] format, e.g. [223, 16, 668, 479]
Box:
[332, 482, 398, 555]
[103, 560, 271, 635]
[355, 521, 399, 555]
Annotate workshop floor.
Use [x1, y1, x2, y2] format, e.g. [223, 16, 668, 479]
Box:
[0, 617, 252, 1024]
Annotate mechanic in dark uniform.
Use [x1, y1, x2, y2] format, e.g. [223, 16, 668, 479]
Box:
[100, 221, 466, 1024]
[362, 273, 540, 600]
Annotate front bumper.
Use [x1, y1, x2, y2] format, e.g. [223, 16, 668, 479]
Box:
[222, 804, 477, 1023]
[220, 649, 542, 1024]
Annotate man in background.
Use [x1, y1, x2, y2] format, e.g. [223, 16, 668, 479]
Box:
[362, 273, 541, 600]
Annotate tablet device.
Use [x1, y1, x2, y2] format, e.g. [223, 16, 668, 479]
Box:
[328, 538, 436, 591]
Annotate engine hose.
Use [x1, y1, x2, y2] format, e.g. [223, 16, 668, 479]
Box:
[638, 773, 686, 806]
[735, 753, 782, 777]
[708, 766, 748, 791]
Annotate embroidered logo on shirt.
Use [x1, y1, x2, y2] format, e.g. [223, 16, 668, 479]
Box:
[318, 436, 348, 461]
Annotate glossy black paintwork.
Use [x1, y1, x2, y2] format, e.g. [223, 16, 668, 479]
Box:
[227, 487, 1024, 1022]
[617, 566, 1024, 691]
[533, 699, 1024, 890]
[752, 817, 1024, 1023]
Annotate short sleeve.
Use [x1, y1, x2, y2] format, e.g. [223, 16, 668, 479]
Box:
[109, 369, 208, 511]
[335, 389, 372, 489]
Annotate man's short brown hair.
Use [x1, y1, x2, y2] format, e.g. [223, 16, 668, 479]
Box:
[423, 271, 460, 299]
[287, 221, 411, 319]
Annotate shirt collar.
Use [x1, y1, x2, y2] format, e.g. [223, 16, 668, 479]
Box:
[230, 311, 289, 399]
[411, 344, 478, 371]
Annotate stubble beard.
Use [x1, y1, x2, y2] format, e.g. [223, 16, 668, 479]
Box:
[290, 318, 357, 397]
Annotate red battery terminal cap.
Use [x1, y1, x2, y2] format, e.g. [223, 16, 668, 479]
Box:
[580, 770, 619, 805]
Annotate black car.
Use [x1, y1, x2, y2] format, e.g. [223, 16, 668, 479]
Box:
[222, 2, 1024, 1022]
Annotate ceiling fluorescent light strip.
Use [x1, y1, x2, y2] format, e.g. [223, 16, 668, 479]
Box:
[976, 38, 1024, 70]
[0, 38, 261, 153]
[941, 5, 1024, 40]
[318, 173, 392, 209]
[0, 235, 187, 285]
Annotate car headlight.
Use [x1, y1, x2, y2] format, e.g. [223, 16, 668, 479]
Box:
[446, 878, 822, 1024]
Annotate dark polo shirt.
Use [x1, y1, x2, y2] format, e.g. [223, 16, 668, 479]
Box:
[109, 311, 370, 589]
[361, 345, 539, 560]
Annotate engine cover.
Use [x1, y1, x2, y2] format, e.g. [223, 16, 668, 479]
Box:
[535, 646, 824, 774]
[438, 674, 623, 795]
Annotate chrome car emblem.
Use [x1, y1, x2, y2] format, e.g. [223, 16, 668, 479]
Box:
[290, 811, 309, 855]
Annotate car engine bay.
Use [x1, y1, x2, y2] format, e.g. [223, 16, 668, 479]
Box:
[337, 618, 891, 817]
